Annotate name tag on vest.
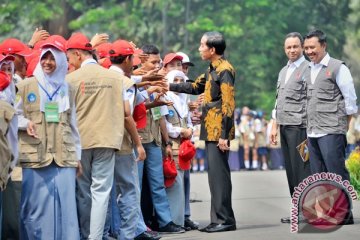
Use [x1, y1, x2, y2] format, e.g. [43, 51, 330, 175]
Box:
[45, 102, 60, 123]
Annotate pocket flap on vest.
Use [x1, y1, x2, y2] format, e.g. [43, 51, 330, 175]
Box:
[283, 102, 303, 112]
[19, 134, 41, 145]
[317, 91, 334, 100]
[285, 92, 302, 101]
[316, 102, 338, 113]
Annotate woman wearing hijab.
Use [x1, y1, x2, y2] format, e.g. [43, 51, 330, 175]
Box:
[163, 70, 194, 228]
[16, 38, 81, 240]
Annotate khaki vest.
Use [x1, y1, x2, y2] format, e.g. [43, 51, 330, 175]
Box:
[165, 105, 188, 156]
[305, 58, 347, 135]
[66, 64, 124, 150]
[17, 78, 78, 169]
[276, 60, 308, 127]
[138, 108, 162, 146]
[0, 100, 15, 190]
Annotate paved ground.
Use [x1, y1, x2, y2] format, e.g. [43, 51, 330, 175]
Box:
[161, 170, 360, 240]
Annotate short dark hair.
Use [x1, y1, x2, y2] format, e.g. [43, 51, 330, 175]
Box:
[110, 54, 131, 64]
[304, 29, 327, 45]
[285, 32, 304, 45]
[141, 44, 160, 55]
[203, 31, 226, 55]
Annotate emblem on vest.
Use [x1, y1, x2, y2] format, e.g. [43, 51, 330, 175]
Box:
[168, 110, 175, 118]
[27, 92, 37, 103]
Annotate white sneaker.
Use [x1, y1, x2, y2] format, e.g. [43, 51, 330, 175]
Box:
[199, 165, 205, 172]
[244, 160, 250, 169]
[252, 160, 259, 169]
[261, 162, 268, 170]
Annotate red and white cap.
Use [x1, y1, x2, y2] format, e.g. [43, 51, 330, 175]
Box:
[66, 33, 93, 51]
[109, 40, 135, 57]
[0, 38, 32, 56]
[41, 35, 67, 52]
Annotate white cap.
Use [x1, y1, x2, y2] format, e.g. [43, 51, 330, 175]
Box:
[176, 51, 194, 66]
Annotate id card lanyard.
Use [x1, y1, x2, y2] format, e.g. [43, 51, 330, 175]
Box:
[38, 83, 61, 123]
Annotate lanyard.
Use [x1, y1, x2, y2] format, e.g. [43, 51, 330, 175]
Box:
[38, 83, 62, 101]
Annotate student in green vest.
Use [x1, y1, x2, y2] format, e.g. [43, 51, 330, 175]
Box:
[16, 37, 81, 239]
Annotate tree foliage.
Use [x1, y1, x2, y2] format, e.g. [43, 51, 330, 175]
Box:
[0, 0, 357, 116]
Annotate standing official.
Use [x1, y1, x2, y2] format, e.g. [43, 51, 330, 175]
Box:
[169, 31, 236, 233]
[303, 29, 357, 224]
[270, 32, 311, 223]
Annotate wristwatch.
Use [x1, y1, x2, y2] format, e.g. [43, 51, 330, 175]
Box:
[165, 140, 173, 147]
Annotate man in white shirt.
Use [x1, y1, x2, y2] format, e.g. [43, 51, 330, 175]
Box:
[304, 29, 357, 225]
[270, 32, 311, 224]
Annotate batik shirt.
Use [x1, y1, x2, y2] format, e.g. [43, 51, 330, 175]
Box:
[170, 58, 235, 141]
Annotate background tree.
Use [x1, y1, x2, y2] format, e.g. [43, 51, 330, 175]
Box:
[0, 0, 357, 116]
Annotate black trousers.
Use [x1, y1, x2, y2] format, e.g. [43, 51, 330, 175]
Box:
[308, 134, 349, 181]
[206, 142, 235, 225]
[280, 126, 311, 196]
[2, 179, 21, 240]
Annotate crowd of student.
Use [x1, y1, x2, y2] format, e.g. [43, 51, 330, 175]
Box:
[0, 29, 210, 240]
[192, 106, 286, 172]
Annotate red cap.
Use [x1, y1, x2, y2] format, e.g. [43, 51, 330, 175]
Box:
[0, 71, 11, 91]
[163, 156, 177, 188]
[99, 58, 112, 69]
[26, 52, 40, 77]
[0, 54, 15, 63]
[41, 35, 67, 52]
[133, 49, 143, 66]
[133, 102, 147, 129]
[24, 49, 41, 65]
[33, 39, 46, 50]
[178, 139, 196, 170]
[109, 40, 135, 57]
[95, 42, 112, 58]
[66, 33, 92, 51]
[163, 53, 183, 66]
[0, 38, 32, 56]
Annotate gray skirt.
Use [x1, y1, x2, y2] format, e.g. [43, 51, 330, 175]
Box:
[20, 162, 80, 240]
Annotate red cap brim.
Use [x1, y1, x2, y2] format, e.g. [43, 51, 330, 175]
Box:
[0, 54, 15, 62]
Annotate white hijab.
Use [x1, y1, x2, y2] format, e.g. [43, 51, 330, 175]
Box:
[166, 70, 189, 118]
[0, 61, 15, 105]
[33, 47, 69, 113]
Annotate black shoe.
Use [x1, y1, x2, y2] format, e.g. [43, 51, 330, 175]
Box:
[184, 218, 199, 230]
[205, 223, 236, 233]
[158, 222, 185, 234]
[135, 231, 162, 240]
[199, 223, 217, 232]
[281, 217, 291, 224]
[183, 226, 191, 231]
